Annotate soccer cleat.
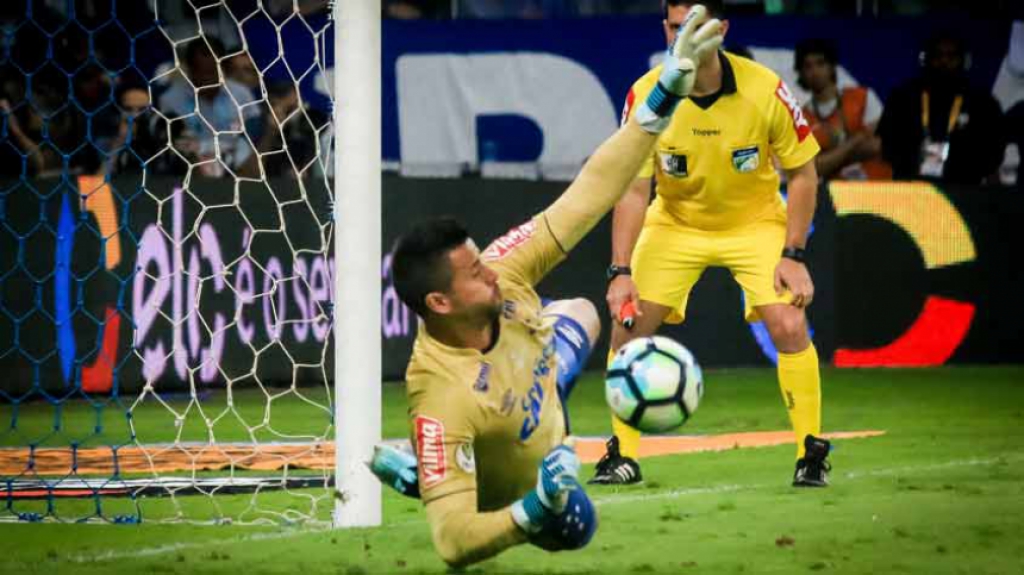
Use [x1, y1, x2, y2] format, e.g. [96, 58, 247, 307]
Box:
[587, 436, 643, 485]
[792, 434, 832, 487]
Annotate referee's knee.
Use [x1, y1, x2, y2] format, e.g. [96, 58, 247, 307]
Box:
[766, 308, 809, 352]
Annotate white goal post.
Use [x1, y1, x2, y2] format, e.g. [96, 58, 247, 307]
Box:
[333, 0, 383, 528]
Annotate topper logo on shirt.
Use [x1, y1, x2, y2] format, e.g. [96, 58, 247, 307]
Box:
[482, 220, 536, 260]
[775, 80, 811, 142]
[416, 415, 447, 487]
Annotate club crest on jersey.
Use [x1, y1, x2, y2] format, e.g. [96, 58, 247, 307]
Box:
[658, 152, 688, 178]
[473, 362, 491, 392]
[482, 220, 536, 260]
[415, 415, 447, 488]
[774, 80, 811, 142]
[455, 443, 476, 474]
[732, 145, 760, 173]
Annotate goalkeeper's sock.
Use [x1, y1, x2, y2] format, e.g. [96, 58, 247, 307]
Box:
[608, 348, 642, 460]
[777, 343, 822, 460]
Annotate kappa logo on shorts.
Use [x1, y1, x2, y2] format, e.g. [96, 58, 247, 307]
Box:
[482, 220, 537, 260]
[658, 152, 688, 178]
[415, 415, 447, 488]
[732, 145, 760, 173]
[774, 80, 811, 142]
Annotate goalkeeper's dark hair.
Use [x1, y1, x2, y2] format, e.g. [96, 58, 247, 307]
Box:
[392, 217, 470, 318]
[663, 0, 725, 19]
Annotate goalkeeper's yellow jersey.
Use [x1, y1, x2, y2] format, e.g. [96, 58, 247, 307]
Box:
[623, 51, 820, 231]
[406, 214, 568, 511]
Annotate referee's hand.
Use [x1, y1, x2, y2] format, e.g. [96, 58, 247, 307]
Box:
[607, 276, 642, 326]
[774, 258, 814, 308]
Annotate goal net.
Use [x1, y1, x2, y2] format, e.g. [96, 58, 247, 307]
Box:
[0, 0, 379, 526]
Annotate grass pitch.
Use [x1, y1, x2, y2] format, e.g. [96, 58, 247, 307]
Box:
[1, 367, 1023, 574]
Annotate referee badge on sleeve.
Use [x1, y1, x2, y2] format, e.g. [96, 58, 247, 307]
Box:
[732, 145, 760, 173]
[658, 152, 688, 178]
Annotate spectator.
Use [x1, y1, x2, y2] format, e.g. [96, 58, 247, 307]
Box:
[239, 81, 329, 179]
[226, 53, 261, 92]
[877, 32, 1006, 184]
[795, 38, 890, 181]
[109, 81, 180, 175]
[158, 37, 261, 176]
[381, 0, 457, 18]
[1006, 100, 1024, 188]
[0, 72, 67, 177]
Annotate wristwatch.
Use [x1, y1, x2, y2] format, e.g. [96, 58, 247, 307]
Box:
[606, 264, 632, 281]
[781, 247, 806, 263]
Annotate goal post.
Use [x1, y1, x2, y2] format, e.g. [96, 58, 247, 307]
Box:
[333, 0, 383, 528]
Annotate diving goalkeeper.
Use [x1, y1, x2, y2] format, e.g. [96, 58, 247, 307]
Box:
[377, 8, 723, 567]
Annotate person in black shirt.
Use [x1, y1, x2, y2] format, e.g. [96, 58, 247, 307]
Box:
[877, 32, 1006, 184]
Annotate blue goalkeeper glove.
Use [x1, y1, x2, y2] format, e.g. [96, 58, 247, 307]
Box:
[368, 443, 420, 498]
[634, 4, 724, 133]
[511, 443, 581, 534]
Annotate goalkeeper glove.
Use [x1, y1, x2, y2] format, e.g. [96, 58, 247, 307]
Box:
[368, 443, 420, 498]
[511, 443, 581, 534]
[634, 4, 724, 133]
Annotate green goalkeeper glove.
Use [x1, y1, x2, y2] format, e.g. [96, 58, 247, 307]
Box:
[635, 4, 724, 133]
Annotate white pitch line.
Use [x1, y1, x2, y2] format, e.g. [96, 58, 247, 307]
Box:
[68, 454, 1022, 564]
[68, 527, 331, 563]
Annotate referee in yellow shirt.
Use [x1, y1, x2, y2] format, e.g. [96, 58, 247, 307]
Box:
[591, 0, 833, 487]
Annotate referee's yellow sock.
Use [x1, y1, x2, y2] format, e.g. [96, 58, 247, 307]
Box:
[776, 343, 822, 460]
[608, 348, 642, 460]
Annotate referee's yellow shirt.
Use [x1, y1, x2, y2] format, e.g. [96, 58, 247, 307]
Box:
[623, 51, 820, 231]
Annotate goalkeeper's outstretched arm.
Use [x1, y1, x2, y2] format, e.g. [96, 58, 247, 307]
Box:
[545, 6, 722, 252]
[425, 491, 526, 567]
[424, 443, 585, 567]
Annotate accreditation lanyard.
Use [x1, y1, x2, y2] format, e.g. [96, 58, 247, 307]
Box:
[921, 91, 963, 141]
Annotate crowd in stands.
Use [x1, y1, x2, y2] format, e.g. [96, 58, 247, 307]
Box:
[0, 0, 331, 181]
[0, 0, 1019, 187]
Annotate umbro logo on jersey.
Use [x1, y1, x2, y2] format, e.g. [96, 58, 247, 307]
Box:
[415, 415, 447, 488]
[692, 128, 721, 137]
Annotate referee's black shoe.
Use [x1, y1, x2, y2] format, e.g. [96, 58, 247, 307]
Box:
[793, 434, 832, 487]
[588, 436, 642, 485]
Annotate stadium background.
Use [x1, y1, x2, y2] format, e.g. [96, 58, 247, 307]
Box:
[0, 4, 1022, 571]
[2, 3, 1020, 391]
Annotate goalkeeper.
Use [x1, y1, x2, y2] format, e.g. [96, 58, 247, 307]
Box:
[379, 8, 723, 567]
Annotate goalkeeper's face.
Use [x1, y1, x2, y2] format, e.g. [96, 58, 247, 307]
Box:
[440, 240, 503, 322]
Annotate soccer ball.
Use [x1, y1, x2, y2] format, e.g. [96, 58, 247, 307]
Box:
[605, 336, 703, 433]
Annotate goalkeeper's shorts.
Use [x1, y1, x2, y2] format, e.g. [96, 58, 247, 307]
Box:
[632, 216, 794, 324]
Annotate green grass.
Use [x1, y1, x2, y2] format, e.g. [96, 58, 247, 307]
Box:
[2, 367, 1024, 574]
